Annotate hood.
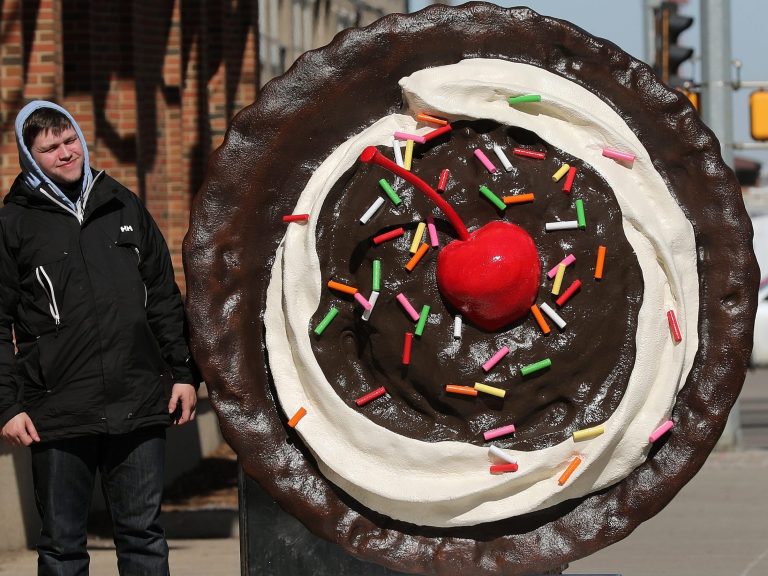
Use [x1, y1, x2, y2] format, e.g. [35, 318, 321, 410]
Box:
[14, 100, 94, 218]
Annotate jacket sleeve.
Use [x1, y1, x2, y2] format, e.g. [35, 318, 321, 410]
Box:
[135, 197, 196, 386]
[0, 220, 23, 428]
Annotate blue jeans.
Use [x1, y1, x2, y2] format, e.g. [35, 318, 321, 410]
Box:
[31, 427, 169, 576]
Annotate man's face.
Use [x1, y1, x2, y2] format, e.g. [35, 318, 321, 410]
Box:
[30, 126, 84, 185]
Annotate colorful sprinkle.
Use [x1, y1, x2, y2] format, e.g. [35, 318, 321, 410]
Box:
[360, 196, 385, 224]
[378, 179, 401, 206]
[530, 304, 551, 335]
[355, 386, 387, 407]
[540, 302, 566, 329]
[283, 214, 309, 223]
[446, 384, 478, 397]
[489, 445, 517, 465]
[545, 220, 579, 231]
[402, 332, 413, 365]
[396, 292, 420, 321]
[556, 280, 582, 307]
[392, 137, 404, 167]
[353, 291, 373, 311]
[513, 147, 546, 160]
[372, 260, 381, 291]
[558, 456, 582, 486]
[372, 227, 405, 245]
[437, 169, 450, 192]
[575, 199, 586, 229]
[423, 124, 452, 142]
[649, 420, 675, 443]
[287, 407, 307, 428]
[453, 314, 463, 339]
[404, 139, 414, 170]
[521, 358, 552, 376]
[482, 345, 510, 372]
[490, 463, 519, 474]
[361, 291, 379, 322]
[327, 280, 357, 295]
[492, 144, 513, 172]
[483, 424, 516, 441]
[427, 216, 439, 247]
[415, 305, 431, 336]
[552, 264, 566, 296]
[552, 163, 570, 182]
[547, 254, 576, 278]
[416, 112, 448, 126]
[410, 222, 427, 253]
[503, 193, 535, 205]
[602, 147, 636, 165]
[573, 425, 605, 442]
[508, 94, 541, 104]
[667, 310, 682, 342]
[313, 306, 338, 335]
[474, 148, 498, 173]
[474, 382, 507, 398]
[479, 185, 507, 211]
[405, 243, 430, 272]
[595, 246, 607, 280]
[563, 166, 577, 193]
[394, 131, 426, 144]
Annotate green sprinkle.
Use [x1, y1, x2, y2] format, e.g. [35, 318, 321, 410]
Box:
[508, 94, 542, 105]
[415, 305, 431, 337]
[575, 199, 586, 229]
[378, 179, 401, 206]
[313, 306, 338, 336]
[521, 358, 552, 376]
[372, 260, 381, 292]
[479, 185, 507, 212]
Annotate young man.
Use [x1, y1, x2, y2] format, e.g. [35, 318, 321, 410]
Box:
[0, 100, 197, 575]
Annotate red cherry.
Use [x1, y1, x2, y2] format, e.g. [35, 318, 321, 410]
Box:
[360, 146, 540, 331]
[437, 221, 540, 331]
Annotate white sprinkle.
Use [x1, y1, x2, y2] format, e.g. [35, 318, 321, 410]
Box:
[360, 197, 385, 224]
[392, 137, 404, 168]
[489, 445, 517, 465]
[545, 220, 579, 231]
[453, 314, 463, 339]
[492, 145, 513, 172]
[362, 291, 380, 321]
[540, 302, 566, 329]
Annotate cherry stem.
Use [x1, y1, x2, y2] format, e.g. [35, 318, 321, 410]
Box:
[359, 146, 470, 241]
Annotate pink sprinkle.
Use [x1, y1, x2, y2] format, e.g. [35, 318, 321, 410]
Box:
[483, 424, 516, 441]
[427, 216, 439, 248]
[394, 131, 426, 144]
[396, 293, 420, 321]
[649, 420, 675, 443]
[547, 254, 576, 278]
[354, 292, 372, 311]
[667, 310, 682, 342]
[482, 345, 509, 372]
[602, 147, 636, 165]
[473, 149, 498, 173]
[355, 386, 387, 407]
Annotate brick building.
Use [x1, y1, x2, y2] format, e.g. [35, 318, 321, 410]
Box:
[0, 0, 406, 289]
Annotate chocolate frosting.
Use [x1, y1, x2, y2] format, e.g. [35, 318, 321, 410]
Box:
[183, 3, 758, 575]
[312, 120, 643, 449]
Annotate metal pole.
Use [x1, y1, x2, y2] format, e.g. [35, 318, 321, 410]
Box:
[644, 0, 662, 65]
[701, 0, 741, 449]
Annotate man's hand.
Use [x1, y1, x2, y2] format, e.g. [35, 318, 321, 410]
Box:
[168, 383, 197, 426]
[1, 412, 40, 446]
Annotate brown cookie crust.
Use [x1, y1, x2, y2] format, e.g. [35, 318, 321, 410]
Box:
[183, 3, 758, 574]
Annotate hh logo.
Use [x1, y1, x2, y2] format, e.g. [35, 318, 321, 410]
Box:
[120, 225, 133, 232]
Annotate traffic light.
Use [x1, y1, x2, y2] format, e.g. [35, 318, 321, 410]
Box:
[654, 2, 694, 88]
[750, 90, 768, 141]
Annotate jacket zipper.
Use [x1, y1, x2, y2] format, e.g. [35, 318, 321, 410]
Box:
[37, 170, 105, 225]
[35, 265, 61, 333]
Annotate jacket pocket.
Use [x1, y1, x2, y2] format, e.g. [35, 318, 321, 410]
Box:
[16, 341, 48, 403]
[30, 251, 68, 331]
[115, 240, 147, 309]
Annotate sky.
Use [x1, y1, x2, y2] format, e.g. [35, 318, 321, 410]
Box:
[406, 0, 768, 173]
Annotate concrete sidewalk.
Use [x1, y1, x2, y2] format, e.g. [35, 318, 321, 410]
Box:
[1, 369, 766, 575]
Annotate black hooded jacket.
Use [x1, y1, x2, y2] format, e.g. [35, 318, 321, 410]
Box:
[0, 171, 194, 440]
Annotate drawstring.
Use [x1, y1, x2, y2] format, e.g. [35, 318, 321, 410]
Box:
[35, 266, 61, 333]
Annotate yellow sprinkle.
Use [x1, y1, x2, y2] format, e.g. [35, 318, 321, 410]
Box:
[552, 264, 566, 296]
[410, 222, 426, 254]
[473, 382, 506, 398]
[573, 424, 605, 442]
[552, 163, 570, 182]
[404, 139, 414, 171]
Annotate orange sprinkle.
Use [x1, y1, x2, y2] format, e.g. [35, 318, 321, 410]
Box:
[502, 193, 535, 205]
[558, 456, 582, 486]
[530, 304, 551, 335]
[405, 243, 430, 272]
[416, 112, 448, 126]
[595, 245, 607, 279]
[327, 280, 358, 295]
[445, 384, 479, 397]
[287, 407, 307, 428]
